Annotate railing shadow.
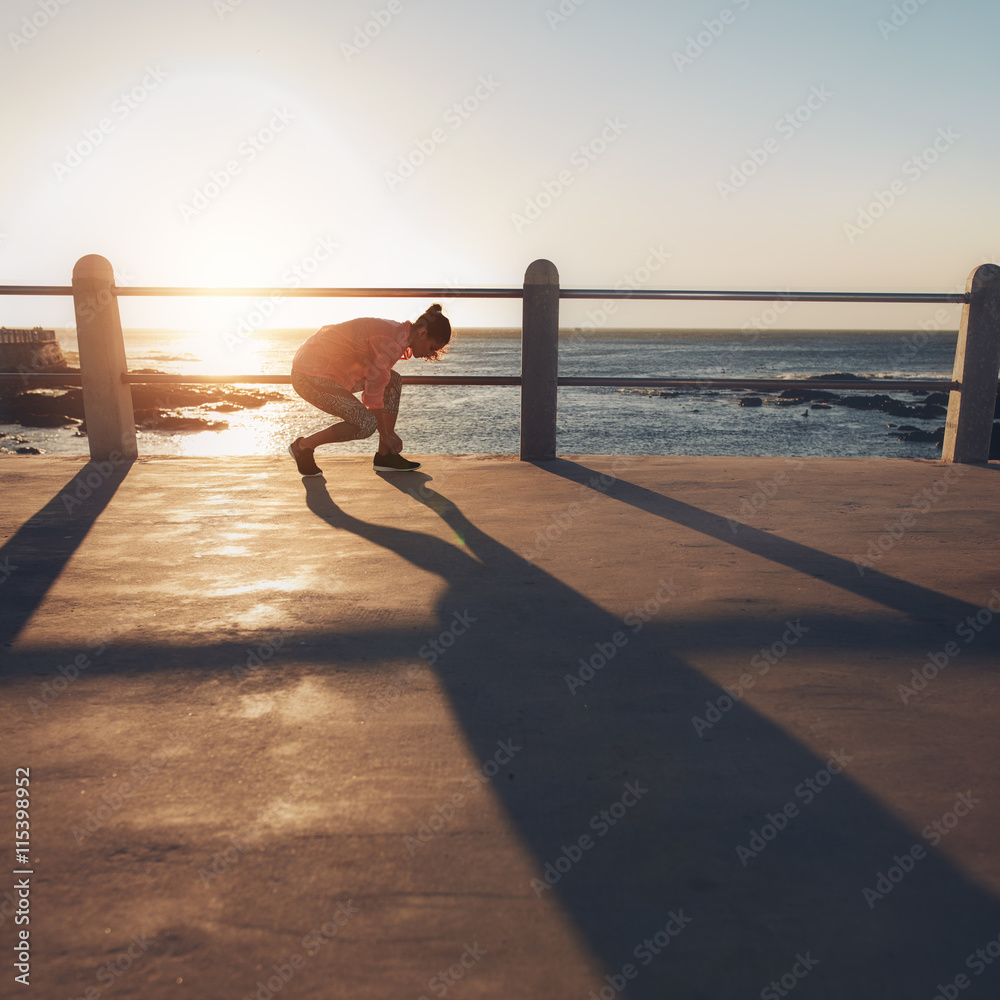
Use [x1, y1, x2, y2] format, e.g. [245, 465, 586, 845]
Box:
[536, 459, 996, 628]
[0, 460, 132, 649]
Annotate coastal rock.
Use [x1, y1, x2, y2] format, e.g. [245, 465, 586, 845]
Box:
[923, 392, 950, 407]
[0, 376, 280, 433]
[778, 388, 838, 403]
[837, 394, 945, 419]
[808, 372, 868, 381]
[141, 414, 228, 432]
[891, 426, 945, 444]
[17, 413, 79, 428]
[738, 396, 762, 407]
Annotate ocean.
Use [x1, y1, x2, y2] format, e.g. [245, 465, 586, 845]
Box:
[2, 327, 959, 460]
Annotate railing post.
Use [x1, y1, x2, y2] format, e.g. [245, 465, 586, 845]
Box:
[72, 255, 137, 462]
[942, 263, 1000, 463]
[521, 259, 559, 461]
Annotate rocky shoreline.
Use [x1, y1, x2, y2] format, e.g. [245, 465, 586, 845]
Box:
[0, 368, 285, 453]
[629, 373, 1000, 457]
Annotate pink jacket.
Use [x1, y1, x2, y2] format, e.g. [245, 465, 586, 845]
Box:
[292, 318, 412, 409]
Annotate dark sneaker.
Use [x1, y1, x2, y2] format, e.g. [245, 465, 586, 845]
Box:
[373, 452, 421, 472]
[289, 438, 322, 477]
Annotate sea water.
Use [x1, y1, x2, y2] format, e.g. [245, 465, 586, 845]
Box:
[2, 328, 958, 459]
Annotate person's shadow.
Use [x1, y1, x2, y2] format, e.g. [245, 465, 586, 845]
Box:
[302, 468, 1000, 999]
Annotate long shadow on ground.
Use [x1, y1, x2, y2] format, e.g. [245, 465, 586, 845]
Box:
[4, 463, 998, 999]
[299, 470, 1000, 999]
[0, 460, 131, 649]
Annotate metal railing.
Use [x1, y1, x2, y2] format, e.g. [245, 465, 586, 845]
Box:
[1, 256, 998, 463]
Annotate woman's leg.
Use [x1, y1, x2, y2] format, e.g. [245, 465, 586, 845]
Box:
[376, 371, 403, 454]
[291, 370, 377, 449]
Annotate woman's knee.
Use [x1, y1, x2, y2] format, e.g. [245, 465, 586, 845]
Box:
[357, 413, 378, 439]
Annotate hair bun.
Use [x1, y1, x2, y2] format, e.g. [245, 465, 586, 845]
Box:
[426, 303, 443, 314]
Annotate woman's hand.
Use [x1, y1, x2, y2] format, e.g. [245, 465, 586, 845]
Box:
[380, 431, 403, 455]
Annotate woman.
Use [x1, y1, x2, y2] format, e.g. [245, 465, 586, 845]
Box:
[288, 304, 451, 476]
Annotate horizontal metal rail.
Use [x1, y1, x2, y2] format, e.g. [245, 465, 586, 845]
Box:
[0, 284, 971, 304]
[117, 286, 525, 299]
[555, 377, 962, 391]
[0, 286, 75, 296]
[560, 290, 970, 304]
[0, 372, 967, 393]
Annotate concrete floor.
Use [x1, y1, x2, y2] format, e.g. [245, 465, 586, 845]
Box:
[1, 453, 999, 999]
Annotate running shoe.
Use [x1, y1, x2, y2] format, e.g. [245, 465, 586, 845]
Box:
[373, 452, 421, 472]
[289, 438, 323, 477]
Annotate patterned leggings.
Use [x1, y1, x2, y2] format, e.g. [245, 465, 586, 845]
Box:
[291, 369, 402, 440]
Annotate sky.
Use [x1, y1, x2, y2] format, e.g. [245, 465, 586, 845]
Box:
[1, 0, 998, 333]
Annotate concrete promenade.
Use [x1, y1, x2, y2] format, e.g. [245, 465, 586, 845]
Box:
[2, 453, 999, 1000]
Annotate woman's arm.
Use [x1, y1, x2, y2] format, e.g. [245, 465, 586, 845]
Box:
[369, 408, 402, 454]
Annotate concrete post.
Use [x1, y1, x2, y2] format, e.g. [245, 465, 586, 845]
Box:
[521, 259, 560, 461]
[72, 255, 137, 462]
[942, 263, 1000, 463]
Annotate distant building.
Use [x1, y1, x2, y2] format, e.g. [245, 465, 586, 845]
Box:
[0, 327, 68, 373]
